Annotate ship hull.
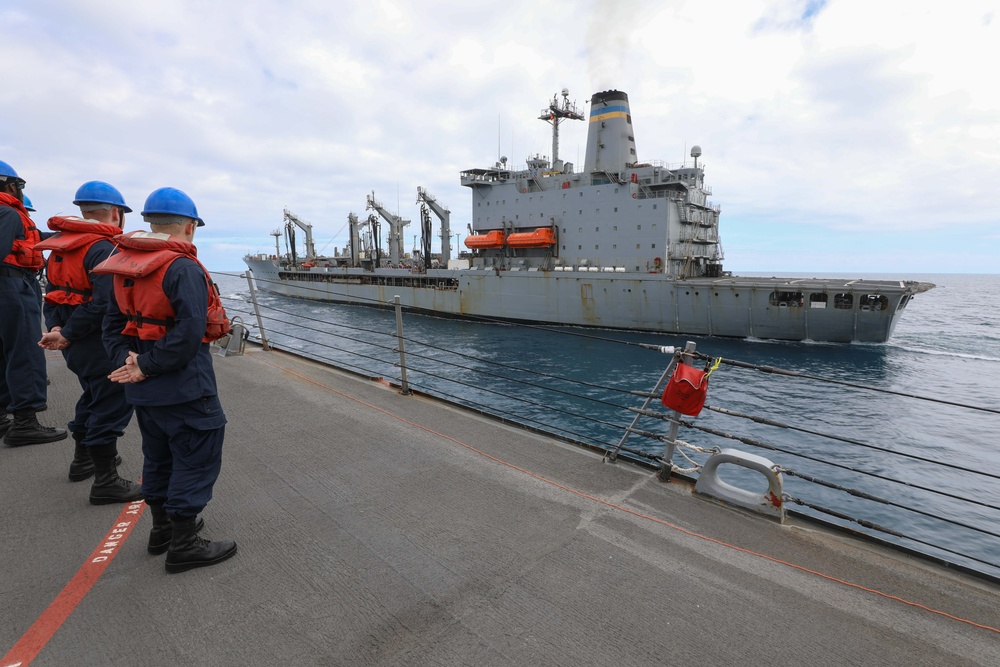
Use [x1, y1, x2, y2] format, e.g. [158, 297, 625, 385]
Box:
[244, 258, 928, 343]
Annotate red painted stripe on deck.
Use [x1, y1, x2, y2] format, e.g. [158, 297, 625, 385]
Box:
[1, 501, 146, 667]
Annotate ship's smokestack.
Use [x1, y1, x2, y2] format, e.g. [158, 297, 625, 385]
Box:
[584, 90, 636, 174]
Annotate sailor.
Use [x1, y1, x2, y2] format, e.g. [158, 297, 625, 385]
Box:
[36, 182, 142, 504]
[0, 159, 67, 446]
[97, 187, 236, 573]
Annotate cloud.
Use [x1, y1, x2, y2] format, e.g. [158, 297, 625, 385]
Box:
[2, 0, 998, 272]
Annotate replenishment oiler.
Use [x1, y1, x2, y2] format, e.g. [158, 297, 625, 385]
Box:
[244, 88, 933, 343]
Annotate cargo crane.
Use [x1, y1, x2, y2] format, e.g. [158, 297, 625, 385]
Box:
[347, 212, 362, 266]
[416, 205, 433, 272]
[365, 192, 409, 267]
[283, 208, 317, 263]
[415, 186, 452, 267]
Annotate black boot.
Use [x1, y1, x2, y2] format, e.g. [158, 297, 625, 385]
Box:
[0, 413, 10, 438]
[165, 516, 237, 574]
[68, 434, 123, 482]
[68, 432, 94, 482]
[146, 500, 205, 555]
[3, 410, 68, 447]
[89, 445, 142, 505]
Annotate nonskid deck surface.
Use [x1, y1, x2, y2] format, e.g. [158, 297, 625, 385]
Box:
[2, 348, 998, 665]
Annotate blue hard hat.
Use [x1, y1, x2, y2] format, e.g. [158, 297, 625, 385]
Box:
[23, 195, 35, 212]
[0, 160, 26, 186]
[141, 187, 204, 226]
[73, 181, 132, 212]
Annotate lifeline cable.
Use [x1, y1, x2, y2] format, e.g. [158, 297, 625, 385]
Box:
[220, 292, 645, 398]
[217, 296, 639, 428]
[787, 496, 999, 571]
[697, 353, 1000, 415]
[703, 403, 1000, 481]
[246, 322, 629, 449]
[642, 407, 1000, 514]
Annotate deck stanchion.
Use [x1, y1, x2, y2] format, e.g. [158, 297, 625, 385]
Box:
[658, 341, 697, 481]
[243, 270, 272, 350]
[394, 295, 411, 395]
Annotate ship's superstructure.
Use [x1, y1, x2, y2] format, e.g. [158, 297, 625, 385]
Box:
[244, 88, 933, 343]
[460, 89, 723, 278]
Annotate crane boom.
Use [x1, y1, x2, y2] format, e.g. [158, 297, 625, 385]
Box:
[283, 208, 317, 260]
[416, 186, 452, 266]
[365, 192, 409, 266]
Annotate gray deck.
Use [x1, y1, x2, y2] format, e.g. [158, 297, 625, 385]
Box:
[2, 346, 998, 666]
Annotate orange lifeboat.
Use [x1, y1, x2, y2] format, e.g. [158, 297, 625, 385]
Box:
[506, 227, 556, 249]
[464, 230, 506, 250]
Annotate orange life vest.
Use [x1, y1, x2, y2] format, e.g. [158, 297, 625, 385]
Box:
[0, 192, 44, 271]
[92, 231, 231, 342]
[35, 216, 121, 306]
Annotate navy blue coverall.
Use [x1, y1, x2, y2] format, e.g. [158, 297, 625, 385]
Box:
[43, 239, 133, 446]
[0, 204, 47, 414]
[103, 258, 226, 517]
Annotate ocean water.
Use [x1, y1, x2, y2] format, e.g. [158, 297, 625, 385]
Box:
[213, 270, 1000, 580]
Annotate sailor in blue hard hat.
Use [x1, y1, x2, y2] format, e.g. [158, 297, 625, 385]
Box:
[73, 180, 132, 220]
[99, 186, 236, 571]
[37, 181, 141, 502]
[0, 159, 68, 445]
[22, 194, 35, 212]
[139, 186, 205, 226]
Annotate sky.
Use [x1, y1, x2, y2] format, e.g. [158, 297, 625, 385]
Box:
[2, 0, 998, 274]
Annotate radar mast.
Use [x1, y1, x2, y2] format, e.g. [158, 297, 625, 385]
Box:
[538, 88, 584, 170]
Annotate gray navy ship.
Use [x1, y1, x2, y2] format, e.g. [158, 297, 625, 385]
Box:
[244, 88, 933, 343]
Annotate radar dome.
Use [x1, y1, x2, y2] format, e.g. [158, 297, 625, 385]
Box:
[690, 145, 702, 158]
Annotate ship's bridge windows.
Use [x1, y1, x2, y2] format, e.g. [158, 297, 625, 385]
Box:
[859, 294, 888, 312]
[769, 291, 804, 308]
[809, 293, 828, 309]
[834, 293, 853, 309]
